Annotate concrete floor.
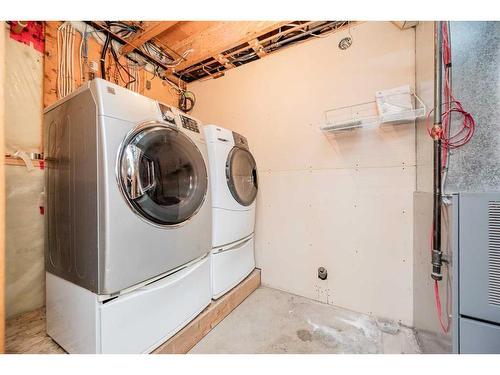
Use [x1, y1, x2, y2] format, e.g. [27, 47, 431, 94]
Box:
[415, 329, 452, 354]
[190, 286, 421, 354]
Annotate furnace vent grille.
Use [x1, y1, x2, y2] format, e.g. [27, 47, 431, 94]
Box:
[488, 201, 500, 306]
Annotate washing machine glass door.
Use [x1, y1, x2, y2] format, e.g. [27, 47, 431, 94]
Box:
[225, 146, 258, 206]
[118, 122, 208, 226]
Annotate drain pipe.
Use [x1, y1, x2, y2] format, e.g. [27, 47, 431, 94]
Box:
[431, 21, 443, 281]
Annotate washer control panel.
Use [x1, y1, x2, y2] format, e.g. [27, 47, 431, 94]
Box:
[180, 115, 200, 133]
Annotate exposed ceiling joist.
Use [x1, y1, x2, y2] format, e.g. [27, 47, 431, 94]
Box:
[156, 21, 217, 47]
[121, 21, 179, 54]
[92, 21, 352, 84]
[168, 21, 292, 73]
[176, 21, 351, 82]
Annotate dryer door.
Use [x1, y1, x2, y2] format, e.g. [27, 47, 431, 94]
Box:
[225, 146, 258, 206]
[118, 122, 208, 226]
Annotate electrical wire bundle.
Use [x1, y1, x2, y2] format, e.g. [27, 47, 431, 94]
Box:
[110, 23, 195, 69]
[95, 22, 194, 108]
[99, 22, 137, 89]
[110, 41, 136, 88]
[128, 63, 141, 93]
[427, 23, 476, 173]
[427, 22, 476, 334]
[440, 22, 476, 164]
[134, 28, 193, 69]
[79, 25, 89, 83]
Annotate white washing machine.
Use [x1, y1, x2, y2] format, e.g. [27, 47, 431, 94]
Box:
[44, 78, 212, 353]
[204, 125, 258, 299]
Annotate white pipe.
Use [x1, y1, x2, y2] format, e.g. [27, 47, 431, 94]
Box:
[63, 25, 67, 96]
[65, 24, 69, 95]
[56, 22, 81, 98]
[56, 25, 61, 98]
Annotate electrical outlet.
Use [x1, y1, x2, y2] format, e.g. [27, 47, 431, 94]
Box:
[318, 266, 328, 280]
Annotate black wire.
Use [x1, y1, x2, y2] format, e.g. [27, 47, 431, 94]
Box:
[110, 43, 136, 87]
[95, 22, 187, 92]
[87, 21, 181, 89]
[100, 32, 111, 79]
[94, 26, 136, 87]
[103, 21, 135, 87]
[108, 21, 138, 31]
[92, 23, 136, 86]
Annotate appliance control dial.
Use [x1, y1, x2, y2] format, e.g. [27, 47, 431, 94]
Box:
[163, 111, 175, 123]
[158, 102, 177, 125]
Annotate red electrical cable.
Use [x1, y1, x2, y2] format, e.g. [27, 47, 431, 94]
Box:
[427, 23, 476, 168]
[429, 225, 451, 334]
[434, 279, 450, 333]
[427, 23, 475, 334]
[439, 22, 476, 167]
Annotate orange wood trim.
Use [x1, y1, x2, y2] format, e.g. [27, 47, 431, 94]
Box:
[4, 156, 43, 169]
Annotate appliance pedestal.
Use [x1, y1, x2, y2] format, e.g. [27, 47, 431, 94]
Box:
[211, 235, 255, 299]
[46, 256, 211, 353]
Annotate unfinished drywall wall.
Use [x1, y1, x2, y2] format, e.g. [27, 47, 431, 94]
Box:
[415, 22, 434, 194]
[190, 21, 416, 325]
[4, 24, 45, 318]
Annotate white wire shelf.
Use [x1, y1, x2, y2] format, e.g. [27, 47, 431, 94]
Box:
[320, 87, 426, 133]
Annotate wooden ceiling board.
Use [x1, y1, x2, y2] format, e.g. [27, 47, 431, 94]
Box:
[164, 21, 291, 72]
[155, 21, 217, 48]
[121, 21, 179, 54]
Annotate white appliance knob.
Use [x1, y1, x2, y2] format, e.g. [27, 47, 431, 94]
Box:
[164, 112, 175, 122]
